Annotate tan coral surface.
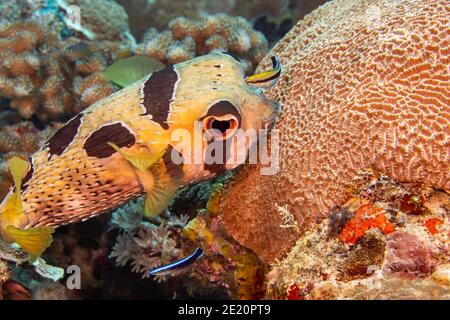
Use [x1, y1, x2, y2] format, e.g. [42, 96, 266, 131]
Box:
[136, 14, 268, 73]
[216, 0, 450, 263]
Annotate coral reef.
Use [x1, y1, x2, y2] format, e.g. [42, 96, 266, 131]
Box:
[0, 21, 73, 120]
[136, 14, 268, 73]
[118, 0, 291, 40]
[265, 172, 449, 299]
[0, 0, 447, 301]
[182, 209, 267, 299]
[0, 21, 116, 121]
[214, 0, 450, 263]
[108, 197, 235, 298]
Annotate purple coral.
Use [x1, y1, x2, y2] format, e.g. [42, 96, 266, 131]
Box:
[384, 231, 436, 279]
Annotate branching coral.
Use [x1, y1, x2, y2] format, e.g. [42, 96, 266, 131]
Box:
[136, 14, 268, 73]
[0, 0, 137, 123]
[118, 0, 290, 40]
[0, 21, 116, 121]
[0, 21, 73, 120]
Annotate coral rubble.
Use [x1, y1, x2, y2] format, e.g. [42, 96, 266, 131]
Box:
[265, 172, 449, 299]
[215, 0, 450, 264]
[136, 14, 268, 73]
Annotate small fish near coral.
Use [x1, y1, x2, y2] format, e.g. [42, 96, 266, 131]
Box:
[0, 53, 282, 268]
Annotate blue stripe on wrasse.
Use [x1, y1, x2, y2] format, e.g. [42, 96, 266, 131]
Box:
[149, 247, 204, 276]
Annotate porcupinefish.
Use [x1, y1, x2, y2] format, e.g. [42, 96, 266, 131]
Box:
[0, 52, 282, 261]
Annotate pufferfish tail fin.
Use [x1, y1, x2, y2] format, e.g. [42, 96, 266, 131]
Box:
[5, 226, 54, 262]
[144, 146, 184, 218]
[1, 157, 27, 222]
[3, 157, 54, 261]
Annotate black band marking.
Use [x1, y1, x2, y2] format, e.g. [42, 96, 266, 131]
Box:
[84, 123, 136, 158]
[141, 65, 178, 130]
[47, 114, 83, 157]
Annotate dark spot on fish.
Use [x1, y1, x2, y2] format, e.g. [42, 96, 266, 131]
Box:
[47, 114, 83, 157]
[83, 123, 136, 158]
[205, 100, 242, 128]
[21, 158, 34, 192]
[141, 65, 178, 130]
[161, 145, 184, 179]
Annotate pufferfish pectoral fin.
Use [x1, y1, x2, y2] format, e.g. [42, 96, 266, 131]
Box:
[108, 142, 161, 171]
[143, 147, 184, 218]
[144, 187, 179, 218]
[5, 225, 54, 262]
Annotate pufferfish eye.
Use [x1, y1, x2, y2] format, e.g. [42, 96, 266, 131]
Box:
[202, 100, 242, 141]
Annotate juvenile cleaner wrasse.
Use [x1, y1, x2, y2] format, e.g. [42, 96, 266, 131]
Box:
[0, 53, 282, 261]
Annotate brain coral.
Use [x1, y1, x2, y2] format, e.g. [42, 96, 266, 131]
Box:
[215, 0, 450, 263]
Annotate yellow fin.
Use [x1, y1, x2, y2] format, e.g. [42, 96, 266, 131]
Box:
[143, 147, 184, 217]
[8, 156, 29, 193]
[103, 56, 165, 88]
[5, 225, 54, 261]
[1, 192, 23, 223]
[108, 142, 161, 171]
[144, 187, 180, 218]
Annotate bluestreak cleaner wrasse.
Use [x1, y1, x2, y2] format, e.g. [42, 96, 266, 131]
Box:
[149, 247, 204, 276]
[0, 53, 282, 260]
